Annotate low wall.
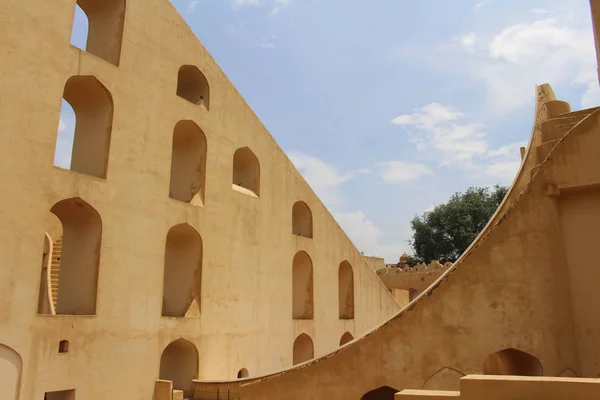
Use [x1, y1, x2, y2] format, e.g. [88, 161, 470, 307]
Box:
[397, 375, 600, 400]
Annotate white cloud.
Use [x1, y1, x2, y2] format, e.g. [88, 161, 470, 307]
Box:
[232, 0, 261, 9]
[453, 32, 477, 52]
[379, 162, 433, 183]
[392, 103, 487, 163]
[392, 103, 463, 129]
[532, 9, 555, 15]
[58, 118, 66, 133]
[474, 17, 597, 112]
[475, 0, 493, 11]
[289, 152, 353, 208]
[259, 40, 275, 48]
[271, 0, 290, 15]
[490, 19, 576, 63]
[333, 211, 404, 262]
[391, 103, 525, 183]
[357, 168, 373, 174]
[187, 0, 200, 13]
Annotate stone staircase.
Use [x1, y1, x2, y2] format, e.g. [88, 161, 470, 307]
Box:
[531, 104, 600, 178]
[49, 237, 62, 311]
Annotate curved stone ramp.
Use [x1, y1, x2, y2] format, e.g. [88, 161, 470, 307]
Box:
[222, 86, 600, 399]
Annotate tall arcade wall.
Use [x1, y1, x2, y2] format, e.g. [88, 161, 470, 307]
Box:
[0, 0, 399, 399]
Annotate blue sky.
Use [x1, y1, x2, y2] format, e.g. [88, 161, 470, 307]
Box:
[58, 0, 600, 262]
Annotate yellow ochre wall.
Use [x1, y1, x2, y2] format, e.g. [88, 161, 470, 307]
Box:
[0, 0, 399, 398]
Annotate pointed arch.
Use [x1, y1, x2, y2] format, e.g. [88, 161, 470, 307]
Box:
[292, 251, 314, 319]
[483, 348, 542, 376]
[57, 76, 113, 179]
[72, 0, 126, 66]
[159, 338, 198, 397]
[360, 386, 399, 400]
[339, 332, 354, 346]
[292, 201, 313, 238]
[0, 344, 21, 400]
[177, 65, 210, 109]
[232, 147, 260, 196]
[169, 121, 207, 205]
[422, 367, 464, 390]
[162, 224, 203, 317]
[338, 261, 354, 319]
[40, 198, 102, 315]
[292, 333, 314, 365]
[559, 367, 578, 377]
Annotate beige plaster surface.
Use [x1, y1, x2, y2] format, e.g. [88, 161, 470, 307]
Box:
[0, 0, 399, 398]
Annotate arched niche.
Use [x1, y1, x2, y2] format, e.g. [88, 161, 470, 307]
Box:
[40, 198, 102, 315]
[293, 333, 314, 365]
[159, 339, 199, 397]
[338, 261, 354, 319]
[408, 288, 419, 302]
[0, 344, 22, 400]
[57, 76, 113, 179]
[169, 120, 207, 205]
[339, 332, 354, 346]
[422, 367, 464, 391]
[292, 201, 313, 238]
[360, 386, 399, 400]
[72, 0, 125, 66]
[483, 348, 542, 376]
[237, 368, 249, 379]
[232, 147, 260, 196]
[292, 251, 314, 319]
[162, 224, 203, 318]
[177, 65, 210, 109]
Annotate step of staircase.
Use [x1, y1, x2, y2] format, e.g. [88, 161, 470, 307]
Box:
[558, 106, 600, 118]
[536, 139, 560, 163]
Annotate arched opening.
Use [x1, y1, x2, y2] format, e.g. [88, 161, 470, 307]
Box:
[169, 121, 207, 205]
[54, 101, 76, 170]
[58, 340, 70, 354]
[232, 147, 260, 196]
[39, 198, 102, 315]
[237, 368, 249, 379]
[70, 4, 89, 51]
[71, 0, 125, 66]
[159, 339, 198, 397]
[177, 65, 210, 109]
[0, 344, 21, 400]
[292, 333, 314, 365]
[55, 76, 113, 179]
[360, 386, 399, 400]
[162, 224, 203, 318]
[422, 367, 464, 390]
[292, 201, 313, 238]
[339, 332, 354, 346]
[408, 288, 419, 302]
[292, 251, 314, 319]
[483, 348, 542, 376]
[338, 261, 354, 319]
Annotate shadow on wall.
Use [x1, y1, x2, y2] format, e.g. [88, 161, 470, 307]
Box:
[360, 386, 399, 400]
[293, 334, 314, 365]
[292, 251, 314, 319]
[159, 339, 199, 398]
[162, 224, 203, 318]
[483, 348, 543, 376]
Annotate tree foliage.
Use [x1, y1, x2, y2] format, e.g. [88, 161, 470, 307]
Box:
[409, 185, 508, 263]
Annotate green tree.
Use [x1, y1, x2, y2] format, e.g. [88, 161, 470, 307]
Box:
[409, 185, 508, 263]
